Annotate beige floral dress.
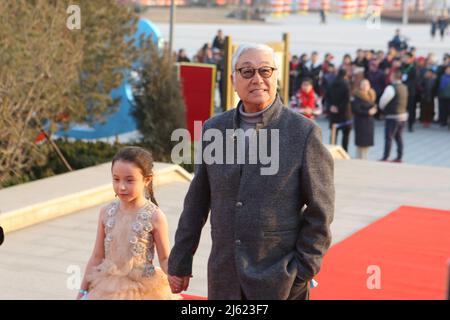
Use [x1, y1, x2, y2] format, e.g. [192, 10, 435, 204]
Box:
[86, 200, 180, 300]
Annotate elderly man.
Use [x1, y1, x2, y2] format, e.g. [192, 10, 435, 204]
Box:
[168, 43, 334, 300]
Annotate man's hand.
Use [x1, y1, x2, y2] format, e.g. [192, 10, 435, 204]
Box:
[168, 275, 191, 294]
[369, 106, 377, 116]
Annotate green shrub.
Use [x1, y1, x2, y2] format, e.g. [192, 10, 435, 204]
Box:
[131, 40, 186, 163]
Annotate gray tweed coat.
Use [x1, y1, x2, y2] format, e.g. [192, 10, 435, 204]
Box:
[168, 95, 334, 300]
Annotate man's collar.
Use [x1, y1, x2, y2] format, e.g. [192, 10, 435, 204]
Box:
[239, 98, 274, 117]
[233, 94, 284, 130]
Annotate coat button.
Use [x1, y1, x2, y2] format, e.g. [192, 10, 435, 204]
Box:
[235, 239, 241, 245]
[236, 202, 243, 208]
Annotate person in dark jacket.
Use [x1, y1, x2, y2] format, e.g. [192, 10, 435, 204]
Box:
[379, 47, 397, 71]
[389, 29, 408, 52]
[401, 52, 417, 132]
[435, 55, 450, 125]
[328, 68, 352, 152]
[353, 49, 366, 69]
[289, 55, 300, 97]
[351, 79, 377, 159]
[437, 15, 449, 41]
[339, 54, 354, 85]
[321, 64, 336, 114]
[307, 51, 322, 95]
[367, 60, 386, 103]
[296, 53, 310, 88]
[176, 49, 191, 63]
[212, 29, 225, 52]
[419, 68, 437, 127]
[437, 65, 450, 127]
[431, 16, 438, 40]
[168, 43, 334, 300]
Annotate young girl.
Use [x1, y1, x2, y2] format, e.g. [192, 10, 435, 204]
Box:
[77, 146, 181, 300]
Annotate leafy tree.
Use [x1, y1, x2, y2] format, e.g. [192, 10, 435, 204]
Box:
[0, 0, 82, 183]
[0, 0, 138, 185]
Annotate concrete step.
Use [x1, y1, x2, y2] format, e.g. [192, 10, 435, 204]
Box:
[0, 162, 192, 234]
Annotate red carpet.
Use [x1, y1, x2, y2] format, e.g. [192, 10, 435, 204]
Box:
[181, 293, 207, 300]
[310, 206, 450, 300]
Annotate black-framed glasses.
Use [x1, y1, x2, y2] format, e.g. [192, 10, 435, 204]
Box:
[236, 66, 277, 79]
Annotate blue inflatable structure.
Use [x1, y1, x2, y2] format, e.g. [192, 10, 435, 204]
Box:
[56, 19, 162, 141]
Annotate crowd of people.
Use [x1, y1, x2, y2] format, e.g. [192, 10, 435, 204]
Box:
[174, 29, 450, 162]
[288, 29, 450, 162]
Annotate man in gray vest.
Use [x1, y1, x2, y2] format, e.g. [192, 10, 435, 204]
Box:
[168, 43, 335, 300]
[379, 70, 409, 163]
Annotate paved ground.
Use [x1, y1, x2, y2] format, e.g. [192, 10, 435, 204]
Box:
[1, 159, 449, 299]
[315, 116, 450, 168]
[149, 11, 450, 64]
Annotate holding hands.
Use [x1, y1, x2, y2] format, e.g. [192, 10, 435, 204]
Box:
[168, 274, 192, 294]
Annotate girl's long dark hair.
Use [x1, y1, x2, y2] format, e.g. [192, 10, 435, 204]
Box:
[112, 146, 158, 206]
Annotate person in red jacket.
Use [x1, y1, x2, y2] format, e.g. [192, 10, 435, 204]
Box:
[292, 78, 318, 119]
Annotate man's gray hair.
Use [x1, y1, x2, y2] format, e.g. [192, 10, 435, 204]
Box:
[231, 43, 280, 73]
